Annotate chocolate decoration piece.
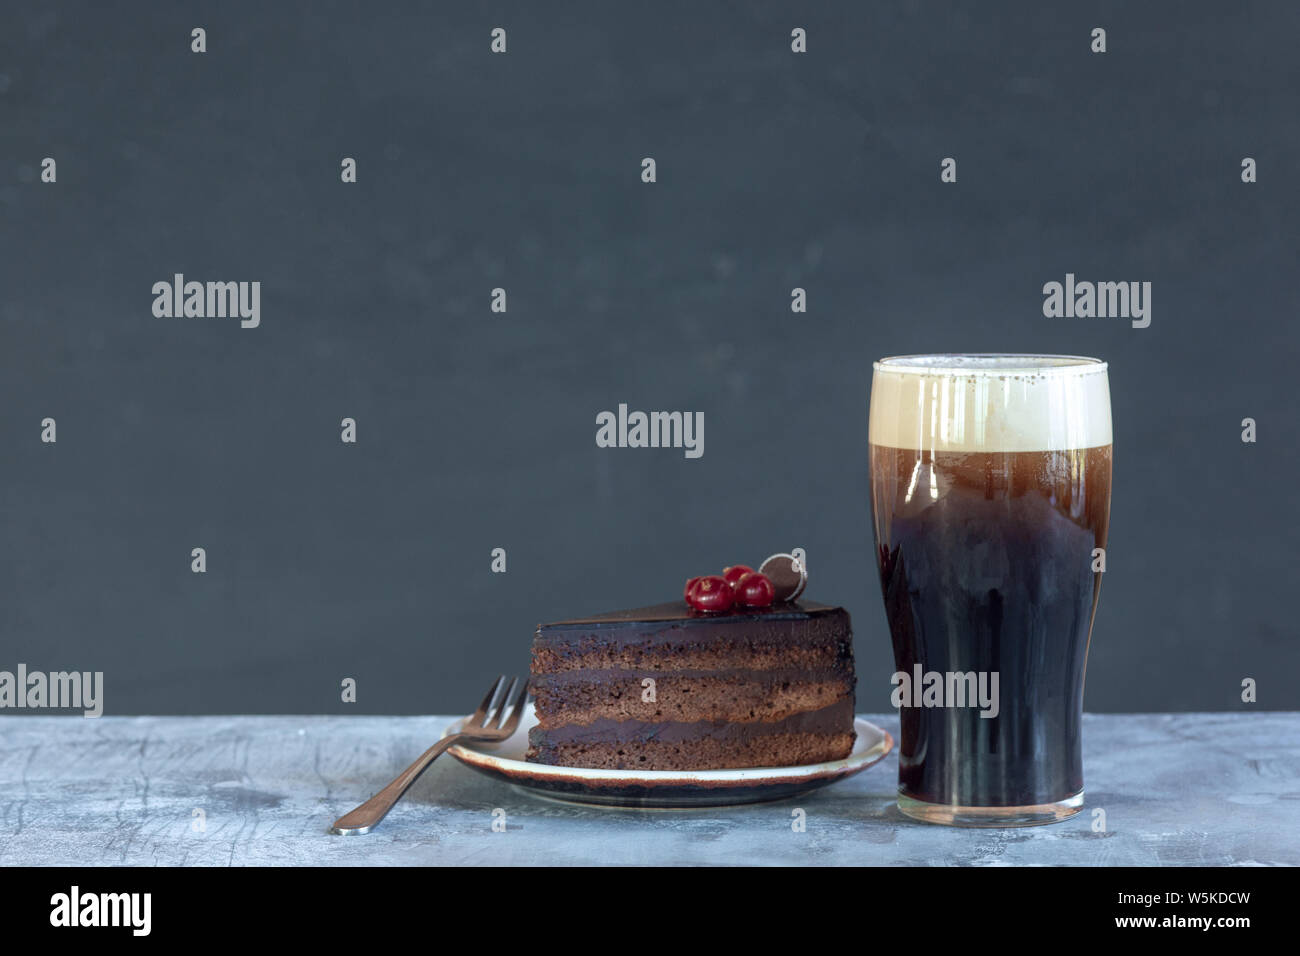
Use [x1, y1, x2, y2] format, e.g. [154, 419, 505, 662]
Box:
[759, 552, 807, 602]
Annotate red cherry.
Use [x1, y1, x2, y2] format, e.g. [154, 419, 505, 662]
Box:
[735, 571, 776, 608]
[721, 565, 754, 592]
[687, 575, 735, 612]
[684, 576, 702, 602]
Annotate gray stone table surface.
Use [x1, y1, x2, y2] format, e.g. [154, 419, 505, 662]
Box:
[0, 713, 1296, 866]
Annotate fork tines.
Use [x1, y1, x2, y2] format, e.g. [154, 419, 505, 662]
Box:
[468, 675, 528, 735]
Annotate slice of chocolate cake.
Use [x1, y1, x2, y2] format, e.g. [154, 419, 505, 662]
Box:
[527, 601, 856, 771]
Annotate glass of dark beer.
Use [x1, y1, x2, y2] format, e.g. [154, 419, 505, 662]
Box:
[869, 355, 1112, 826]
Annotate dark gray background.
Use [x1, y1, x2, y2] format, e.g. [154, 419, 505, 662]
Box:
[2, 1, 1297, 715]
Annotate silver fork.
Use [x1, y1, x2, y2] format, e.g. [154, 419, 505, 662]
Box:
[329, 675, 528, 835]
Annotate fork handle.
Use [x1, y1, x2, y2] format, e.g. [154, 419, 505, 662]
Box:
[330, 734, 462, 835]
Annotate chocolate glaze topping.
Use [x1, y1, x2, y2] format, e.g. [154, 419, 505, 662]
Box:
[540, 600, 834, 628]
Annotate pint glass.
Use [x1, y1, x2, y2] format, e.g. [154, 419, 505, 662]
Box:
[868, 355, 1112, 826]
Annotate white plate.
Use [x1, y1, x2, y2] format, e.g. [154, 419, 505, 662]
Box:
[442, 702, 893, 808]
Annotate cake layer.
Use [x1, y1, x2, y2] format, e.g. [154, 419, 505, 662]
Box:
[532, 601, 852, 673]
[532, 640, 849, 673]
[531, 698, 853, 745]
[528, 733, 858, 771]
[531, 671, 854, 726]
[526, 700, 856, 770]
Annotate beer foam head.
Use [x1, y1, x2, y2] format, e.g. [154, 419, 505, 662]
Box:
[870, 354, 1111, 452]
